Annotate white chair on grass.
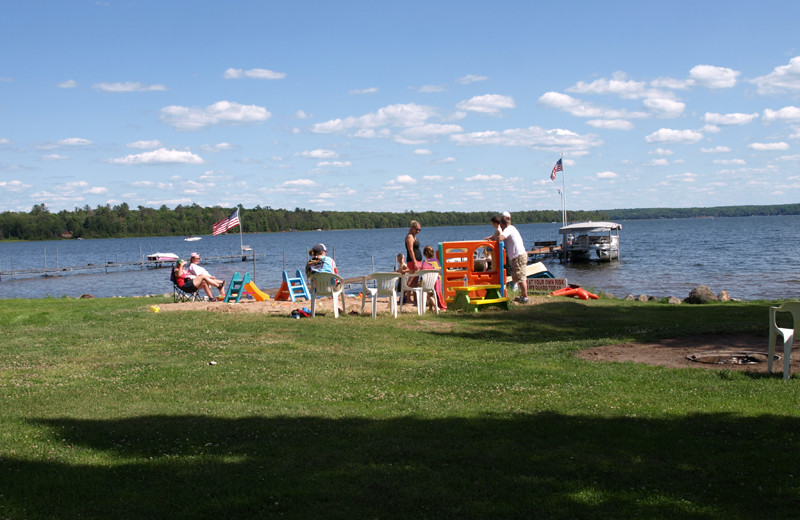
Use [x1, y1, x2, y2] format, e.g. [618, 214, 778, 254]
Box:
[308, 272, 346, 318]
[361, 272, 401, 318]
[401, 269, 440, 315]
[768, 301, 800, 380]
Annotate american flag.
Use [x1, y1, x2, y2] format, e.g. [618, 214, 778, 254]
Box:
[212, 208, 240, 236]
[550, 158, 563, 181]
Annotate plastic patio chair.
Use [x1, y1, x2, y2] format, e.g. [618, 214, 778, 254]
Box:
[768, 301, 800, 380]
[361, 272, 401, 318]
[401, 269, 440, 315]
[308, 271, 347, 318]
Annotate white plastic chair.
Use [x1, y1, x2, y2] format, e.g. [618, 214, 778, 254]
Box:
[361, 272, 401, 318]
[308, 272, 346, 318]
[768, 301, 800, 380]
[401, 269, 440, 315]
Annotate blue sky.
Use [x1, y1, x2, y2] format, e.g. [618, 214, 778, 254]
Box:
[2, 1, 800, 214]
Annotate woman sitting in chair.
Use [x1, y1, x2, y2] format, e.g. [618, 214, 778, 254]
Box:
[173, 259, 223, 300]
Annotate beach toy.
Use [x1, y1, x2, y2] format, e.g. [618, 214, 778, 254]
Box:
[150, 305, 161, 313]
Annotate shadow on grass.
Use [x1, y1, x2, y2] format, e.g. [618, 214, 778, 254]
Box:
[440, 301, 767, 345]
[3, 412, 799, 519]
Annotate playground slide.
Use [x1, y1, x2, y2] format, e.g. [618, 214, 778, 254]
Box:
[244, 281, 270, 301]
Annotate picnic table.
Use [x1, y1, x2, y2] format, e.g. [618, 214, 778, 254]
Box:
[449, 284, 511, 312]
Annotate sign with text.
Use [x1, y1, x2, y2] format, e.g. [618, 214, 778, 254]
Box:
[526, 278, 568, 293]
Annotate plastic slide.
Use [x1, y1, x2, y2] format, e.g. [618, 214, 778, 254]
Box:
[244, 281, 270, 301]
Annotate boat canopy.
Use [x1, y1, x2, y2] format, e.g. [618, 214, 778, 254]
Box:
[559, 221, 622, 234]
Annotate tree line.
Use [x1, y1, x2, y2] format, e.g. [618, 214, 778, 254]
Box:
[1, 202, 799, 241]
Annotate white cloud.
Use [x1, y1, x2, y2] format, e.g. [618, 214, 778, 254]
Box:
[58, 79, 77, 88]
[86, 186, 108, 194]
[389, 175, 417, 185]
[644, 128, 703, 144]
[414, 149, 432, 155]
[456, 74, 489, 84]
[586, 119, 634, 130]
[651, 148, 674, 155]
[650, 158, 669, 166]
[294, 110, 312, 120]
[418, 84, 447, 93]
[298, 149, 339, 159]
[451, 126, 602, 153]
[650, 77, 692, 90]
[0, 180, 32, 191]
[642, 97, 685, 117]
[41, 154, 68, 161]
[127, 140, 162, 149]
[538, 91, 647, 119]
[423, 175, 444, 180]
[713, 159, 746, 165]
[703, 112, 758, 125]
[223, 68, 286, 80]
[316, 161, 352, 167]
[109, 148, 205, 165]
[568, 75, 648, 98]
[689, 65, 740, 88]
[349, 87, 378, 94]
[160, 101, 271, 130]
[596, 171, 618, 179]
[751, 56, 800, 94]
[456, 94, 515, 114]
[701, 146, 731, 153]
[749, 142, 790, 151]
[279, 179, 316, 187]
[92, 82, 167, 92]
[398, 123, 463, 142]
[59, 137, 92, 146]
[668, 172, 697, 182]
[763, 106, 800, 122]
[466, 174, 503, 181]
[311, 103, 437, 133]
[433, 157, 456, 164]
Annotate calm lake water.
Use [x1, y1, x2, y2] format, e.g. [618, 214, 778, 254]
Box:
[1, 215, 799, 301]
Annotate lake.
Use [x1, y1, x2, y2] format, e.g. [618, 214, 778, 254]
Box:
[1, 215, 799, 301]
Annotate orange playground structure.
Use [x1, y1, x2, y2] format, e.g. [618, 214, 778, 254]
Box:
[438, 240, 506, 302]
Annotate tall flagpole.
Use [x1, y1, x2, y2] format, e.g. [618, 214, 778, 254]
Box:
[561, 154, 567, 227]
[239, 207, 244, 253]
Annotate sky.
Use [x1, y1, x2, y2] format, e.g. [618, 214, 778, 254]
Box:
[2, 1, 800, 214]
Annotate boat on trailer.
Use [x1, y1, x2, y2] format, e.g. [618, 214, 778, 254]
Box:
[559, 221, 621, 261]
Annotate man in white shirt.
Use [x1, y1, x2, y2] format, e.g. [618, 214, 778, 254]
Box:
[495, 213, 529, 303]
[187, 252, 224, 294]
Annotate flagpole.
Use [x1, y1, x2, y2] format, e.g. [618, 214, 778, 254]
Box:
[561, 153, 567, 227]
[239, 208, 244, 254]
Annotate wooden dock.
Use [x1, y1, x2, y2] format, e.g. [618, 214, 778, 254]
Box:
[0, 252, 265, 281]
[527, 241, 562, 260]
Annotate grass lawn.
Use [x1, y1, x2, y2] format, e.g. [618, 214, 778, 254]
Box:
[0, 296, 798, 519]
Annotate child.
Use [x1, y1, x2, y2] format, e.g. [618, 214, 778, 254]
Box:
[395, 253, 409, 275]
[421, 245, 446, 310]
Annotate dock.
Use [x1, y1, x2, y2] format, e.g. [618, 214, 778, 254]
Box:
[527, 241, 562, 261]
[0, 252, 265, 281]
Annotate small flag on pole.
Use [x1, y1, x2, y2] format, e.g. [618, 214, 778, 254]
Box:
[212, 208, 240, 236]
[550, 158, 563, 181]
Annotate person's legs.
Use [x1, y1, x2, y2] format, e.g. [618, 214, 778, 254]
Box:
[512, 254, 528, 300]
[197, 279, 215, 299]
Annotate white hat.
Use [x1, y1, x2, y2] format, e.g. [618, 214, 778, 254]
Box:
[190, 252, 200, 259]
[502, 211, 511, 218]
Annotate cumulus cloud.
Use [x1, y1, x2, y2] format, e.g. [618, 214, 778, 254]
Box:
[279, 179, 317, 187]
[701, 146, 731, 153]
[316, 161, 352, 167]
[688, 65, 740, 88]
[642, 97, 685, 117]
[109, 148, 205, 165]
[456, 74, 489, 84]
[349, 87, 378, 94]
[59, 137, 92, 146]
[586, 119, 634, 130]
[160, 101, 271, 130]
[298, 149, 339, 159]
[651, 147, 674, 155]
[456, 94, 515, 115]
[388, 175, 417, 185]
[763, 106, 800, 122]
[92, 82, 167, 92]
[596, 171, 618, 179]
[0, 180, 32, 191]
[311, 103, 437, 133]
[538, 91, 647, 119]
[751, 56, 800, 94]
[223, 68, 286, 80]
[644, 128, 703, 144]
[568, 75, 648, 98]
[749, 142, 790, 151]
[703, 112, 759, 125]
[127, 140, 163, 149]
[414, 149, 432, 155]
[714, 159, 746, 165]
[466, 174, 502, 181]
[451, 126, 602, 153]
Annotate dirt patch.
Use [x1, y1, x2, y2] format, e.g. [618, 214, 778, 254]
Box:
[578, 334, 796, 373]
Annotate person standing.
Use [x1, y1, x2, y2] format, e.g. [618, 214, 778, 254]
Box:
[405, 221, 422, 272]
[497, 213, 529, 303]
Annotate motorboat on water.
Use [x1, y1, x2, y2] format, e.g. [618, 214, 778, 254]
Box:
[559, 221, 621, 261]
[184, 236, 202, 242]
[146, 252, 179, 263]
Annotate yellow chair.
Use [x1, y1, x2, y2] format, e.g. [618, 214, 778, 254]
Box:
[768, 301, 800, 380]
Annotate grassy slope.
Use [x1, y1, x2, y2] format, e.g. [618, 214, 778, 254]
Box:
[0, 297, 798, 519]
